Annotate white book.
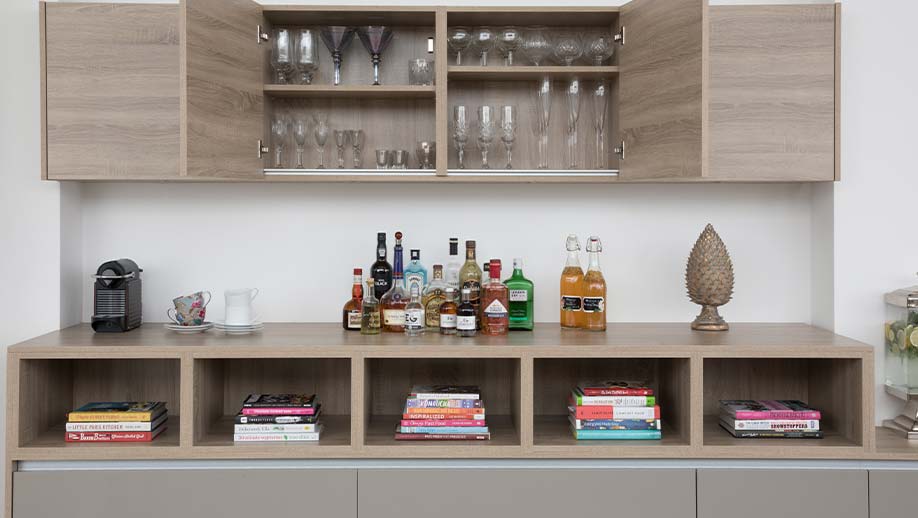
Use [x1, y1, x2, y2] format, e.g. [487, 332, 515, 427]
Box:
[233, 425, 323, 442]
[234, 423, 319, 434]
[723, 415, 820, 431]
[65, 413, 168, 432]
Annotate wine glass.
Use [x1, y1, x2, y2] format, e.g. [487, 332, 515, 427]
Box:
[271, 28, 294, 84]
[497, 26, 523, 66]
[499, 105, 518, 169]
[554, 32, 583, 66]
[293, 117, 309, 169]
[295, 29, 320, 84]
[312, 113, 330, 168]
[530, 76, 553, 169]
[319, 26, 356, 86]
[522, 26, 553, 66]
[357, 26, 395, 86]
[348, 129, 365, 168]
[566, 78, 582, 169]
[591, 80, 610, 169]
[451, 105, 470, 169]
[334, 130, 350, 168]
[471, 27, 497, 66]
[447, 26, 473, 65]
[271, 113, 290, 168]
[585, 31, 616, 66]
[477, 105, 496, 169]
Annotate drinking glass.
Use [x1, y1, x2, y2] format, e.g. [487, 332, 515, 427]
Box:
[408, 58, 434, 85]
[271, 114, 289, 168]
[452, 105, 470, 169]
[348, 130, 365, 168]
[334, 130, 350, 168]
[554, 32, 583, 66]
[447, 26, 472, 65]
[566, 78, 582, 169]
[530, 76, 553, 169]
[271, 28, 295, 84]
[477, 105, 496, 169]
[472, 27, 497, 66]
[295, 29, 320, 84]
[293, 118, 309, 169]
[497, 26, 523, 66]
[319, 26, 356, 86]
[499, 105, 518, 169]
[522, 26, 553, 66]
[312, 113, 330, 168]
[585, 31, 616, 66]
[591, 80, 610, 169]
[376, 149, 391, 169]
[417, 141, 436, 169]
[392, 149, 409, 169]
[357, 26, 395, 86]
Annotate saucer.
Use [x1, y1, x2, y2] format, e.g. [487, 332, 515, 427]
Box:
[165, 322, 213, 334]
[214, 321, 264, 334]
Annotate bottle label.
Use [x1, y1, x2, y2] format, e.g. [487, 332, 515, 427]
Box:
[483, 299, 509, 318]
[440, 314, 457, 329]
[405, 308, 425, 329]
[582, 297, 605, 313]
[509, 289, 528, 302]
[346, 310, 361, 329]
[561, 296, 583, 311]
[405, 273, 425, 294]
[363, 311, 381, 329]
[457, 315, 477, 331]
[462, 280, 481, 302]
[384, 309, 406, 326]
[425, 296, 444, 327]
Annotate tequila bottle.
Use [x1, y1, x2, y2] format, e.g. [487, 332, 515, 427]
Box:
[504, 258, 534, 330]
[370, 232, 393, 300]
[404, 249, 428, 295]
[360, 279, 381, 335]
[445, 238, 462, 290]
[423, 264, 448, 328]
[560, 234, 585, 329]
[459, 240, 483, 319]
[380, 231, 408, 332]
[439, 287, 459, 335]
[582, 236, 607, 332]
[481, 260, 509, 335]
[405, 284, 425, 336]
[342, 268, 364, 331]
[457, 288, 478, 337]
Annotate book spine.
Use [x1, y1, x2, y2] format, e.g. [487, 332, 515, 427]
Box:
[572, 418, 661, 431]
[241, 407, 316, 416]
[394, 433, 490, 441]
[405, 399, 483, 409]
[398, 426, 490, 434]
[234, 424, 319, 434]
[67, 412, 157, 422]
[401, 413, 486, 420]
[409, 393, 479, 400]
[400, 419, 484, 427]
[233, 432, 321, 442]
[574, 394, 656, 407]
[732, 411, 821, 420]
[571, 406, 660, 420]
[66, 421, 154, 432]
[65, 430, 160, 442]
[726, 429, 824, 439]
[404, 407, 485, 416]
[573, 429, 662, 440]
[730, 419, 820, 431]
[235, 415, 319, 424]
[580, 388, 653, 396]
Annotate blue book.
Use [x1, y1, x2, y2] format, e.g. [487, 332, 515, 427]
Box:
[398, 426, 490, 434]
[571, 428, 662, 440]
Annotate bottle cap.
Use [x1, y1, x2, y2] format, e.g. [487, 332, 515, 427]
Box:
[353, 268, 362, 275]
[411, 249, 420, 260]
[587, 236, 603, 253]
[466, 240, 476, 248]
[566, 234, 581, 252]
[489, 260, 502, 278]
[377, 232, 386, 241]
[514, 258, 523, 269]
[395, 231, 403, 241]
[449, 238, 459, 255]
[433, 264, 443, 272]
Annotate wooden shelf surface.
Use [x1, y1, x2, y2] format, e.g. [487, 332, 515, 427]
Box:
[448, 66, 619, 81]
[264, 84, 436, 99]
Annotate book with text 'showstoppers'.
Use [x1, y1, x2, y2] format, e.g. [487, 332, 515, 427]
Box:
[409, 385, 480, 400]
[401, 413, 486, 420]
[67, 402, 166, 422]
[405, 399, 484, 409]
[569, 404, 660, 420]
[719, 400, 822, 420]
[571, 388, 655, 407]
[719, 413, 820, 432]
[577, 381, 654, 396]
[718, 419, 823, 439]
[242, 394, 316, 408]
[241, 407, 317, 416]
[65, 426, 166, 442]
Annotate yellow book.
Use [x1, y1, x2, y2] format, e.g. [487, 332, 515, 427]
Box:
[68, 402, 166, 422]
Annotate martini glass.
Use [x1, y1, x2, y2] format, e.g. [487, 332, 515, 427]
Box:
[447, 26, 472, 65]
[319, 26, 356, 86]
[357, 26, 395, 86]
[497, 27, 523, 66]
[472, 27, 497, 66]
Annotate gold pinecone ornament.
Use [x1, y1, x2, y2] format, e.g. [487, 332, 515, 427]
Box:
[686, 224, 735, 331]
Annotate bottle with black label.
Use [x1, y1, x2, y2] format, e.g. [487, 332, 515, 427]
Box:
[457, 288, 478, 337]
[560, 235, 584, 329]
[370, 232, 393, 300]
[582, 236, 606, 332]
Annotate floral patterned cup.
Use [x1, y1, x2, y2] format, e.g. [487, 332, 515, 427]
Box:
[168, 291, 211, 326]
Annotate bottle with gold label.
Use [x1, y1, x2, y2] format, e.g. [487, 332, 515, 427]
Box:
[560, 234, 584, 329]
[423, 264, 447, 328]
[582, 236, 606, 331]
[361, 279, 381, 335]
[342, 268, 363, 331]
[380, 231, 408, 332]
[459, 240, 483, 319]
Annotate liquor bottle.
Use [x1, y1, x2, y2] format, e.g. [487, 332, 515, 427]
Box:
[370, 232, 393, 300]
[380, 231, 408, 332]
[560, 234, 585, 329]
[456, 288, 478, 337]
[479, 260, 491, 329]
[405, 284, 425, 336]
[404, 249, 428, 295]
[504, 258, 534, 331]
[361, 279, 381, 335]
[582, 236, 607, 332]
[439, 287, 458, 335]
[342, 268, 363, 331]
[481, 260, 509, 335]
[459, 240, 482, 322]
[445, 238, 462, 290]
[423, 264, 447, 328]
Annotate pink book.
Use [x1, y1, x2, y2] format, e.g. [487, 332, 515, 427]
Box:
[241, 407, 316, 416]
[400, 419, 484, 427]
[720, 400, 821, 420]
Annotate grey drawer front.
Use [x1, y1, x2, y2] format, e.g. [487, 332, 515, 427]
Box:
[869, 470, 918, 518]
[13, 469, 356, 518]
[358, 468, 695, 518]
[698, 469, 867, 518]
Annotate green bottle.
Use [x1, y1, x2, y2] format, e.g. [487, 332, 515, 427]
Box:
[504, 258, 534, 330]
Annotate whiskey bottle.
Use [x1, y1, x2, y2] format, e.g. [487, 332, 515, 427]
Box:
[361, 279, 381, 335]
[459, 240, 482, 323]
[380, 231, 408, 332]
[481, 260, 509, 336]
[342, 268, 363, 331]
[405, 284, 425, 336]
[445, 238, 462, 290]
[582, 236, 607, 332]
[370, 232, 393, 300]
[423, 264, 447, 328]
[560, 234, 585, 329]
[439, 287, 459, 335]
[456, 287, 478, 337]
[404, 249, 428, 295]
[505, 258, 534, 331]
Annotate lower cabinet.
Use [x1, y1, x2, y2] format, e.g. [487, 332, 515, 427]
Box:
[697, 469, 868, 518]
[868, 470, 918, 518]
[12, 469, 356, 518]
[358, 469, 696, 518]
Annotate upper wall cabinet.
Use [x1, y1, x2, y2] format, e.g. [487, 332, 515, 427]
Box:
[39, 1, 840, 183]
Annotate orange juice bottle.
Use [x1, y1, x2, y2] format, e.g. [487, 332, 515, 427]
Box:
[560, 235, 584, 328]
[582, 236, 607, 332]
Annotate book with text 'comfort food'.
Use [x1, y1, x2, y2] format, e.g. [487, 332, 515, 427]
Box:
[67, 402, 166, 422]
[576, 381, 654, 397]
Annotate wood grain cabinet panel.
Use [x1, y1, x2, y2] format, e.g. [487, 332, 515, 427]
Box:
[358, 469, 695, 518]
[868, 470, 918, 518]
[698, 469, 867, 518]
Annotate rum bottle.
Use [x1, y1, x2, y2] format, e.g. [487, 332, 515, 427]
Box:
[505, 258, 534, 330]
[380, 231, 408, 332]
[582, 236, 607, 332]
[459, 240, 482, 323]
[404, 284, 425, 336]
[361, 279, 381, 335]
[439, 287, 459, 335]
[404, 249, 428, 295]
[370, 232, 393, 300]
[481, 260, 509, 335]
[342, 268, 363, 331]
[560, 234, 585, 329]
[423, 264, 447, 328]
[445, 238, 462, 290]
[456, 288, 478, 337]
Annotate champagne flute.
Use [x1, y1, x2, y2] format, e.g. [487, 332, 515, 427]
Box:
[530, 76, 553, 169]
[477, 105, 496, 169]
[452, 105, 470, 169]
[271, 113, 290, 168]
[447, 26, 472, 65]
[348, 129, 365, 168]
[334, 130, 350, 168]
[295, 29, 320, 84]
[499, 105, 518, 169]
[293, 117, 309, 169]
[271, 28, 294, 84]
[313, 113, 330, 168]
[566, 78, 582, 169]
[591, 80, 610, 169]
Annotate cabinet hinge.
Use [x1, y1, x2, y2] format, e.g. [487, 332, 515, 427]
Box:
[614, 141, 625, 160]
[257, 140, 269, 158]
[614, 26, 625, 46]
[257, 25, 270, 44]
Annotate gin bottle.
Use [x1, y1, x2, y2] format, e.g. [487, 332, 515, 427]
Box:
[404, 249, 428, 295]
[445, 238, 462, 290]
[504, 258, 534, 330]
[405, 284, 425, 336]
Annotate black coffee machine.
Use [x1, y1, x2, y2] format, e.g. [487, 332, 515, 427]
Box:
[91, 259, 143, 333]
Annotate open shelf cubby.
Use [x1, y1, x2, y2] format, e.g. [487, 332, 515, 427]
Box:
[17, 358, 181, 449]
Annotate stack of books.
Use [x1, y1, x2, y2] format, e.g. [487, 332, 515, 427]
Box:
[395, 385, 490, 441]
[233, 394, 322, 443]
[719, 400, 823, 438]
[66, 401, 168, 442]
[568, 381, 662, 440]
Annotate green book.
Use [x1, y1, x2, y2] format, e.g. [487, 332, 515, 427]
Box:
[571, 387, 655, 407]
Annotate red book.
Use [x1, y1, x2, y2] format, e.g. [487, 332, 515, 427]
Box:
[569, 405, 660, 420]
[394, 432, 490, 441]
[400, 419, 485, 427]
[65, 428, 165, 442]
[577, 381, 653, 396]
[241, 407, 316, 416]
[401, 413, 486, 420]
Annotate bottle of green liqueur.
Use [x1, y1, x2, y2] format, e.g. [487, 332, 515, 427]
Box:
[504, 258, 534, 330]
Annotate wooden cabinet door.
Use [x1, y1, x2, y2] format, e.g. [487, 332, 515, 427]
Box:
[42, 3, 181, 180]
[618, 0, 707, 180]
[181, 0, 265, 178]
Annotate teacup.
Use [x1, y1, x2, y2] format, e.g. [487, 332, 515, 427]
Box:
[225, 288, 259, 326]
[168, 291, 211, 326]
